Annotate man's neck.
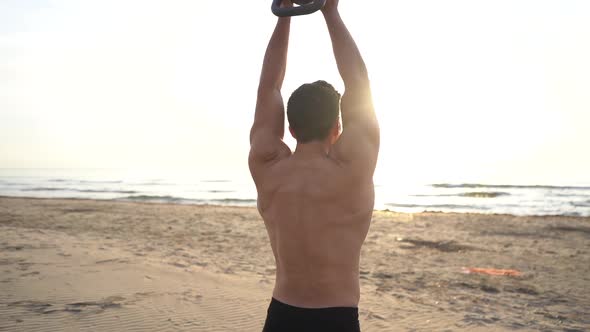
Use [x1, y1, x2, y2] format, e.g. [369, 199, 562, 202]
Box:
[294, 141, 331, 157]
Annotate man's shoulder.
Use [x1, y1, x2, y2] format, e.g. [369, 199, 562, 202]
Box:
[254, 157, 363, 195]
[249, 152, 292, 188]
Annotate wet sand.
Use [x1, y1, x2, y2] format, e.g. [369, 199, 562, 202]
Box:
[0, 197, 589, 331]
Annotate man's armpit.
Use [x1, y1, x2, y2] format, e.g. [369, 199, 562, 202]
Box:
[249, 136, 290, 164]
[330, 123, 379, 166]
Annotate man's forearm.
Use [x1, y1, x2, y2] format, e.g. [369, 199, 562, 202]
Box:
[258, 17, 291, 92]
[323, 10, 369, 89]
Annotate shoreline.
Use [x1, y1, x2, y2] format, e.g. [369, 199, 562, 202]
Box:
[1, 195, 586, 219]
[1, 196, 589, 331]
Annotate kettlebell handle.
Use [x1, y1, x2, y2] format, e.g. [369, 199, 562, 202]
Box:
[271, 0, 327, 17]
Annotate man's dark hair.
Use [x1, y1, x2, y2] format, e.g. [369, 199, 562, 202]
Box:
[287, 80, 341, 144]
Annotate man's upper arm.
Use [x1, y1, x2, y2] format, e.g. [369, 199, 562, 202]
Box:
[330, 87, 380, 175]
[249, 89, 290, 168]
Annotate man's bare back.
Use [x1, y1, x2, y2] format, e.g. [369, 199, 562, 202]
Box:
[255, 148, 374, 308]
[249, 0, 379, 327]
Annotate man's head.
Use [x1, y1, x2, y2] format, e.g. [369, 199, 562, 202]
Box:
[287, 80, 341, 144]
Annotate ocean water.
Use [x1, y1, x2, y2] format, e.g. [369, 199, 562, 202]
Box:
[1, 169, 589, 217]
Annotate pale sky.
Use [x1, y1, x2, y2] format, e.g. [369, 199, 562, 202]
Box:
[1, 0, 589, 185]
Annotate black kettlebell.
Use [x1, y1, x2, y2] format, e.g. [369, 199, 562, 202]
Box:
[271, 0, 327, 17]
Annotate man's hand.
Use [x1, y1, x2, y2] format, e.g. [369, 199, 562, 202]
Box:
[321, 0, 339, 14]
[281, 0, 293, 8]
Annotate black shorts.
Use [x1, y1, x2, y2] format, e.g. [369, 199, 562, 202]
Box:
[262, 297, 361, 332]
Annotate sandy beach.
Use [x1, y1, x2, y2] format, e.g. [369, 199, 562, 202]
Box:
[0, 197, 588, 331]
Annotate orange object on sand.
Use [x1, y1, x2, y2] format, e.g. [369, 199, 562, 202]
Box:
[462, 267, 522, 277]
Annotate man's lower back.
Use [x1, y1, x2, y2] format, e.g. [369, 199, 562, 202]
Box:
[272, 268, 361, 308]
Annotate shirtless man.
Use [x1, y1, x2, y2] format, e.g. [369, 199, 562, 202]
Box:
[249, 0, 379, 330]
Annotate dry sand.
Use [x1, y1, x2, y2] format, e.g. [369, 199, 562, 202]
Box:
[0, 197, 589, 331]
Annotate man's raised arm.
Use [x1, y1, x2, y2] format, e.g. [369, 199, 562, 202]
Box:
[250, 4, 292, 163]
[323, 1, 380, 167]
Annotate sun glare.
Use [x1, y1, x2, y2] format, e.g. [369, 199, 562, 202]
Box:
[0, 0, 588, 185]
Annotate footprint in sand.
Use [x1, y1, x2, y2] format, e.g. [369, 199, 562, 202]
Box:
[95, 258, 130, 264]
[8, 297, 126, 315]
